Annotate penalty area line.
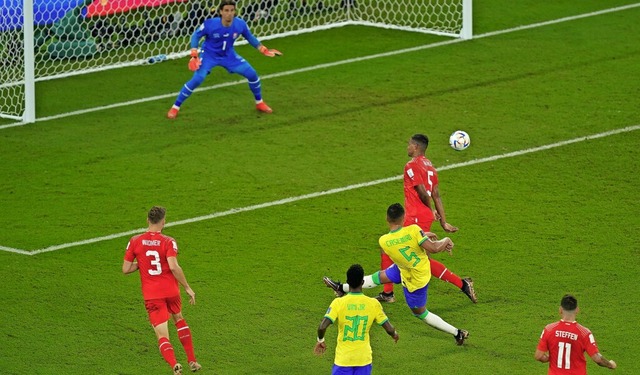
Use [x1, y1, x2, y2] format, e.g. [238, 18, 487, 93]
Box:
[3, 124, 637, 256]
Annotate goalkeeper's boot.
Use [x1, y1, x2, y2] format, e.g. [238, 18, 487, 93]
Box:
[256, 101, 273, 113]
[322, 276, 345, 297]
[167, 106, 180, 119]
[461, 277, 477, 303]
[188, 361, 202, 372]
[173, 363, 183, 375]
[454, 329, 469, 346]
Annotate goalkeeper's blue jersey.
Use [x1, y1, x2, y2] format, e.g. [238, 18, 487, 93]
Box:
[191, 17, 260, 58]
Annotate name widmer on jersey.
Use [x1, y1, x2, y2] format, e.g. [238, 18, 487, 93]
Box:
[142, 240, 161, 246]
[385, 234, 412, 247]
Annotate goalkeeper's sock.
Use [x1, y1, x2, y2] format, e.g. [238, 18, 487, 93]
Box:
[175, 319, 196, 363]
[158, 337, 178, 367]
[175, 84, 196, 107]
[429, 259, 463, 288]
[417, 310, 458, 335]
[248, 77, 262, 101]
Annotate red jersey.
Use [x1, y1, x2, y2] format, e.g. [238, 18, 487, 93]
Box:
[537, 320, 600, 375]
[404, 155, 438, 222]
[124, 231, 180, 300]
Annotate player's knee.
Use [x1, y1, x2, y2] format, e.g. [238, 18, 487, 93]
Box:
[242, 68, 259, 82]
[190, 72, 206, 86]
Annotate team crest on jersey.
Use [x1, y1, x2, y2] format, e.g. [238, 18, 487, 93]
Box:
[233, 33, 238, 39]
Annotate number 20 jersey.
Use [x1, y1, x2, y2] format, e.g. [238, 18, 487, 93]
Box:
[324, 293, 389, 367]
[124, 231, 180, 300]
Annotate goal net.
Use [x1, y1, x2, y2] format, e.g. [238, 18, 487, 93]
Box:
[1, 0, 471, 123]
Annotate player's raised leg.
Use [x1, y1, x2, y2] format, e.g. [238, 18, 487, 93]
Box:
[429, 259, 477, 303]
[323, 268, 395, 296]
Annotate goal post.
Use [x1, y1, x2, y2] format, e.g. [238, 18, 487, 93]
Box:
[1, 0, 472, 124]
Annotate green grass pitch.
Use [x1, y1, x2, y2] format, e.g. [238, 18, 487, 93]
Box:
[1, 1, 639, 374]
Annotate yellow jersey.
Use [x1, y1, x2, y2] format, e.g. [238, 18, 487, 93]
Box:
[378, 224, 431, 292]
[324, 292, 389, 367]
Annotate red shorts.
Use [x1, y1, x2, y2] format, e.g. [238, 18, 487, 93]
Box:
[144, 296, 182, 326]
[404, 215, 434, 232]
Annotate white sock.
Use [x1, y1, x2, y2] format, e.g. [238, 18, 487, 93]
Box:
[423, 311, 458, 335]
[343, 275, 378, 292]
[362, 275, 378, 289]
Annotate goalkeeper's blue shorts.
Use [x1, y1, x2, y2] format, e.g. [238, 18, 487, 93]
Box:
[200, 51, 254, 76]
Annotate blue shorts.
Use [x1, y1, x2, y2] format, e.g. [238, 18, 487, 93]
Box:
[332, 364, 372, 375]
[384, 264, 429, 309]
[200, 51, 253, 76]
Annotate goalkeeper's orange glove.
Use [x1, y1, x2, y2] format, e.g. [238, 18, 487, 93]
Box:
[188, 48, 201, 71]
[259, 45, 282, 57]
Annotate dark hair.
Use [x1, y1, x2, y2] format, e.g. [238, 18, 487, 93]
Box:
[148, 206, 166, 224]
[411, 133, 429, 151]
[560, 294, 578, 311]
[387, 203, 405, 223]
[346, 264, 364, 288]
[218, 0, 236, 11]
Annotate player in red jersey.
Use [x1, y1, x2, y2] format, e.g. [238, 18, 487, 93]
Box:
[535, 294, 617, 374]
[376, 134, 477, 304]
[122, 206, 202, 375]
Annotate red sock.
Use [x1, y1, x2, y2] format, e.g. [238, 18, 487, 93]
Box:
[175, 319, 196, 363]
[381, 253, 395, 294]
[429, 259, 463, 288]
[158, 337, 177, 367]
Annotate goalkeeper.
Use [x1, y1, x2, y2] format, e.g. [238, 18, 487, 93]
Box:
[168, 0, 282, 119]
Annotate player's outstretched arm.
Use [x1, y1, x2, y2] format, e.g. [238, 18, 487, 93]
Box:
[591, 353, 617, 369]
[421, 237, 453, 255]
[314, 318, 332, 355]
[258, 44, 282, 57]
[381, 321, 399, 343]
[432, 185, 458, 233]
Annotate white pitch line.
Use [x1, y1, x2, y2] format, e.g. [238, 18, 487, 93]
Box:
[0, 245, 32, 255]
[0, 3, 639, 131]
[1, 124, 633, 256]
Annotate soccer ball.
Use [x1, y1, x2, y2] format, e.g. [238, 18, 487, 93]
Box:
[449, 130, 470, 151]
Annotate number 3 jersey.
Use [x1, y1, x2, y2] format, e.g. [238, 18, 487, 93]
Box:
[537, 320, 600, 375]
[324, 293, 389, 367]
[124, 231, 180, 300]
[379, 224, 431, 292]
